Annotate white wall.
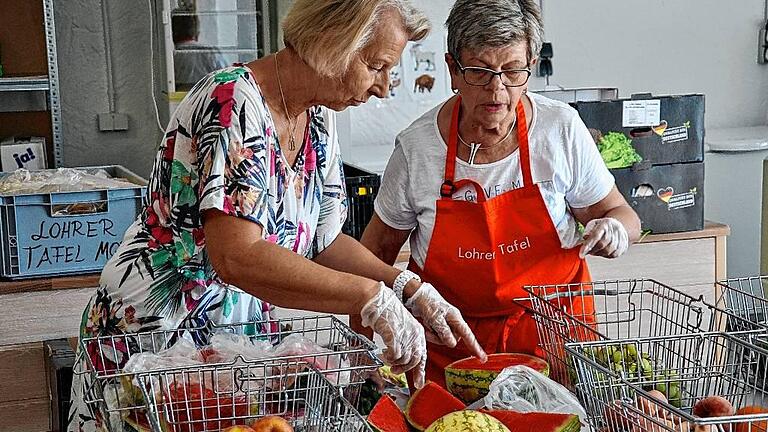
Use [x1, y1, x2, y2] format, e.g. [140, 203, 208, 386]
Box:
[537, 0, 768, 129]
[340, 0, 768, 173]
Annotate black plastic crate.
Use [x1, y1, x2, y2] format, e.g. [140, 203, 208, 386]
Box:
[342, 163, 380, 240]
[44, 339, 76, 432]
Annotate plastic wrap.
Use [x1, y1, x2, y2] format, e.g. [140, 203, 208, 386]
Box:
[271, 333, 351, 385]
[477, 365, 588, 429]
[121, 331, 351, 386]
[122, 339, 205, 376]
[0, 167, 138, 195]
[203, 332, 275, 363]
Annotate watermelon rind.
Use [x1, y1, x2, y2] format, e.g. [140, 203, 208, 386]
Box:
[445, 353, 549, 404]
[479, 410, 582, 432]
[425, 410, 510, 432]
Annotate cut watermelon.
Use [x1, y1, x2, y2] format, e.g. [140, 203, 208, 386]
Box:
[367, 395, 409, 432]
[479, 410, 581, 432]
[405, 381, 466, 431]
[445, 353, 550, 404]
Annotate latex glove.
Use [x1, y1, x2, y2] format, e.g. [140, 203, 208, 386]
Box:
[405, 283, 487, 362]
[360, 282, 428, 388]
[579, 217, 629, 259]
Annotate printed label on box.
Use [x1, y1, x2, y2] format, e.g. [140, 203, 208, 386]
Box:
[622, 100, 661, 127]
[667, 192, 696, 210]
[661, 123, 690, 144]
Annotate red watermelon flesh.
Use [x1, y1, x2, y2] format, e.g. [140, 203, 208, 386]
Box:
[367, 395, 409, 432]
[405, 381, 466, 431]
[479, 410, 582, 432]
[447, 353, 549, 374]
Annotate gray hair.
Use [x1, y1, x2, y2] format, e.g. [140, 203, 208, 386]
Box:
[446, 0, 544, 63]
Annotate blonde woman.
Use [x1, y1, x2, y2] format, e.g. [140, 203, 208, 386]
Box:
[69, 1, 485, 430]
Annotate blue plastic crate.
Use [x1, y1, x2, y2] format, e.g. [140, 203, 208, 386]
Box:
[0, 165, 146, 279]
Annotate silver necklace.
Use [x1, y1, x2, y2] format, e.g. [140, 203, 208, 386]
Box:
[274, 53, 298, 151]
[457, 116, 517, 165]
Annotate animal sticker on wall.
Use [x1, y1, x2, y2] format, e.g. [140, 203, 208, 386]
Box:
[414, 74, 435, 93]
[410, 43, 436, 71]
[388, 67, 402, 98]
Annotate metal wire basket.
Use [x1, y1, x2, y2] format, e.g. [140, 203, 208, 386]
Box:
[523, 279, 765, 391]
[716, 277, 768, 330]
[566, 332, 768, 432]
[76, 315, 381, 432]
[716, 277, 768, 390]
[133, 361, 373, 432]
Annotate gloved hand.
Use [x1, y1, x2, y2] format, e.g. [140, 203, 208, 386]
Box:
[405, 283, 487, 362]
[579, 217, 629, 259]
[360, 282, 428, 388]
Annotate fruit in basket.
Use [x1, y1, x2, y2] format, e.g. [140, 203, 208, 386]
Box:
[445, 353, 549, 403]
[425, 410, 510, 432]
[405, 381, 466, 431]
[693, 397, 735, 418]
[250, 416, 293, 432]
[223, 426, 256, 432]
[164, 380, 256, 432]
[478, 410, 581, 432]
[637, 390, 668, 417]
[367, 395, 409, 432]
[734, 406, 768, 432]
[605, 400, 641, 432]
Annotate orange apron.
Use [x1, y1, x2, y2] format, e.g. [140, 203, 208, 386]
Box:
[409, 97, 593, 386]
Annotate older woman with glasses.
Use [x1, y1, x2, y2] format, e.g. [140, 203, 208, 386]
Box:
[355, 0, 641, 386]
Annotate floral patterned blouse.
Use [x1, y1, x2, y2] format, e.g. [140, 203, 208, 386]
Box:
[69, 65, 347, 431]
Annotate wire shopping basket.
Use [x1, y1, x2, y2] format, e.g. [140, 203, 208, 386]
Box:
[716, 276, 768, 390]
[716, 276, 768, 330]
[75, 315, 381, 432]
[133, 361, 373, 432]
[523, 279, 766, 391]
[565, 332, 768, 432]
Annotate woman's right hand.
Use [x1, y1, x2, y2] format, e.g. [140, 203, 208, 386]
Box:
[359, 282, 428, 388]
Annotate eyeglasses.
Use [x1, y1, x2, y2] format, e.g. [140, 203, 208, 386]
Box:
[454, 59, 531, 87]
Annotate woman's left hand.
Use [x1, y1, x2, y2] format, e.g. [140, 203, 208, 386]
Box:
[405, 283, 487, 362]
[579, 217, 630, 259]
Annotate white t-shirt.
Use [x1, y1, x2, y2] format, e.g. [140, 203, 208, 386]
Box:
[374, 92, 614, 268]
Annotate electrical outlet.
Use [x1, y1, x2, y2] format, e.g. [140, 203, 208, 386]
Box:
[112, 113, 129, 131]
[98, 113, 113, 131]
[98, 113, 129, 131]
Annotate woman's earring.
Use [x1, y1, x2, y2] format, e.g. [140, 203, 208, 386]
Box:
[452, 88, 459, 94]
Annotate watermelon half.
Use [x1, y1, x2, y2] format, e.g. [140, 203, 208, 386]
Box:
[405, 381, 466, 431]
[479, 410, 581, 432]
[367, 395, 409, 432]
[445, 353, 550, 404]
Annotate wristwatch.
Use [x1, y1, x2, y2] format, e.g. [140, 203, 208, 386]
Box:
[393, 270, 421, 303]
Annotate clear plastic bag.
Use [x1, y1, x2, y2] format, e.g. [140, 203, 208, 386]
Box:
[271, 333, 350, 385]
[476, 365, 588, 430]
[203, 332, 275, 363]
[0, 167, 138, 195]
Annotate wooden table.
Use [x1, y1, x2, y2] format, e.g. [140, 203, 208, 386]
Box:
[0, 273, 99, 432]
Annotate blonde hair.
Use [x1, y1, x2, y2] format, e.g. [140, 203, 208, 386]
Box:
[283, 0, 430, 77]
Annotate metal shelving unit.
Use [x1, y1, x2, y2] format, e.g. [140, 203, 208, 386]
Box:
[0, 0, 63, 167]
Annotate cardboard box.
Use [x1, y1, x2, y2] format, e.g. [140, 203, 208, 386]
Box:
[613, 162, 704, 234]
[573, 94, 705, 165]
[0, 136, 47, 171]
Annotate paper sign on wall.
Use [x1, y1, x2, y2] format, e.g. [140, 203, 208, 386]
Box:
[622, 100, 661, 127]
